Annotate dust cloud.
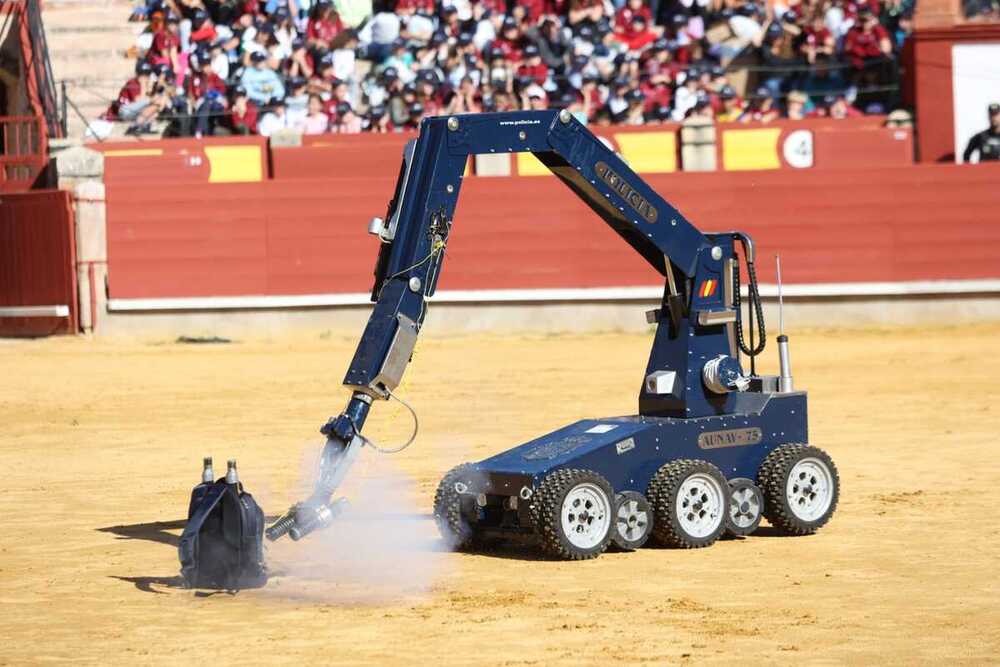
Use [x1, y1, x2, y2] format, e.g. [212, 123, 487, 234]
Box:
[262, 443, 450, 605]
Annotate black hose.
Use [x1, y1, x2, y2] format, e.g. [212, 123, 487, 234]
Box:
[733, 256, 766, 371]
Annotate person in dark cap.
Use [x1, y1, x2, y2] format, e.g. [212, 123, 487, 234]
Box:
[716, 85, 743, 122]
[189, 8, 217, 47]
[104, 60, 155, 121]
[148, 11, 181, 74]
[365, 104, 394, 133]
[227, 85, 258, 135]
[240, 50, 285, 105]
[405, 102, 425, 130]
[517, 44, 549, 86]
[962, 103, 1000, 163]
[740, 86, 779, 123]
[333, 101, 361, 133]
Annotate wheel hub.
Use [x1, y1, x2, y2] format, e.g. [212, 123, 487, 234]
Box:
[786, 457, 834, 522]
[677, 473, 724, 538]
[616, 498, 649, 542]
[561, 483, 610, 549]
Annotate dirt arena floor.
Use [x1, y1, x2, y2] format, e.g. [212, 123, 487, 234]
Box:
[2, 322, 999, 665]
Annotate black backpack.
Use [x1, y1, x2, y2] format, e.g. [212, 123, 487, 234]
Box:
[179, 479, 267, 590]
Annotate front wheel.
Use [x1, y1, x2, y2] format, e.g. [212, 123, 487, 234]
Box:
[533, 468, 615, 560]
[758, 444, 839, 535]
[433, 463, 479, 550]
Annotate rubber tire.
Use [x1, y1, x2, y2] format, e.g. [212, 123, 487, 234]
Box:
[532, 468, 615, 560]
[433, 463, 479, 550]
[725, 477, 763, 537]
[647, 459, 728, 549]
[758, 444, 839, 535]
[610, 491, 653, 551]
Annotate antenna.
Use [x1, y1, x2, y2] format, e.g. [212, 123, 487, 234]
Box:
[776, 254, 784, 337]
[775, 254, 793, 393]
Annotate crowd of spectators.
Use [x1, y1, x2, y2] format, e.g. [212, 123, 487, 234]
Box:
[104, 0, 915, 136]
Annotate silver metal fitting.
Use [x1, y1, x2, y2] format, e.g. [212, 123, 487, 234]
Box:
[368, 216, 384, 236]
[518, 130, 526, 140]
[476, 493, 487, 507]
[454, 481, 469, 494]
[201, 456, 214, 483]
[408, 276, 422, 292]
[446, 184, 454, 193]
[519, 486, 533, 500]
[507, 496, 518, 510]
[711, 245, 723, 260]
[447, 117, 459, 131]
[703, 355, 749, 394]
[225, 459, 239, 484]
[777, 334, 794, 393]
[558, 109, 572, 124]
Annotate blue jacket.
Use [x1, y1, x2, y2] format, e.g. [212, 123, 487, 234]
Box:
[240, 67, 285, 105]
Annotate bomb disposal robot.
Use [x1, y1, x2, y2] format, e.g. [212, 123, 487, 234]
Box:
[266, 110, 840, 559]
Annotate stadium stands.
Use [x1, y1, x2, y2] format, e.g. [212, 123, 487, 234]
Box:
[94, 0, 913, 138]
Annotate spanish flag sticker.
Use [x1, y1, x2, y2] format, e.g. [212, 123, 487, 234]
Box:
[700, 279, 718, 298]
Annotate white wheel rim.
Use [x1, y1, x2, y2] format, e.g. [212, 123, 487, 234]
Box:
[676, 473, 725, 538]
[561, 482, 611, 550]
[729, 485, 761, 529]
[786, 457, 834, 522]
[616, 498, 649, 543]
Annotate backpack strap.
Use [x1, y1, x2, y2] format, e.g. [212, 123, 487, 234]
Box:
[178, 482, 228, 587]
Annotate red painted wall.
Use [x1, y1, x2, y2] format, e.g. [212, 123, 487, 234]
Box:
[104, 161, 1000, 300]
[904, 24, 1000, 163]
[0, 190, 77, 335]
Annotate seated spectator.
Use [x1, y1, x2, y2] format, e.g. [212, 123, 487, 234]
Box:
[105, 61, 154, 121]
[257, 98, 293, 136]
[365, 105, 394, 132]
[148, 13, 181, 74]
[843, 8, 893, 82]
[241, 51, 285, 105]
[785, 90, 809, 119]
[740, 87, 781, 123]
[307, 1, 344, 50]
[715, 85, 744, 122]
[228, 86, 259, 135]
[299, 94, 331, 134]
[285, 78, 311, 126]
[333, 101, 363, 133]
[517, 44, 549, 85]
[828, 93, 863, 119]
[186, 51, 228, 137]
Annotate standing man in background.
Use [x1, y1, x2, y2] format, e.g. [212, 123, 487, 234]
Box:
[963, 103, 1000, 163]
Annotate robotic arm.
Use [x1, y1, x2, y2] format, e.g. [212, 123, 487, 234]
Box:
[267, 110, 758, 542]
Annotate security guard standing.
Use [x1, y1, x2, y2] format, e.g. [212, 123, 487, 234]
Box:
[963, 103, 1000, 163]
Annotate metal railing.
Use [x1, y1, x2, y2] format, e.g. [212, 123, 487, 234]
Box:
[0, 116, 47, 188]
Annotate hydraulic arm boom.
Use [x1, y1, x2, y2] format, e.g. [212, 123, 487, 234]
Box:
[266, 110, 763, 542]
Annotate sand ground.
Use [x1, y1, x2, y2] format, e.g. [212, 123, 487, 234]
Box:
[1, 323, 998, 665]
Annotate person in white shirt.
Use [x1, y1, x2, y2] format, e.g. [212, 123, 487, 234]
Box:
[258, 99, 293, 136]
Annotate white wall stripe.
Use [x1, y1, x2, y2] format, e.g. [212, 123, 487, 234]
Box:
[106, 279, 1000, 312]
[0, 305, 71, 318]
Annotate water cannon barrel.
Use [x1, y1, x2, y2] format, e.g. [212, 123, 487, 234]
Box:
[288, 498, 348, 541]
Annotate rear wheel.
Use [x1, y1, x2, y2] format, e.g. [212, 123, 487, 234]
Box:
[648, 459, 728, 548]
[533, 468, 614, 560]
[433, 463, 479, 550]
[758, 444, 839, 535]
